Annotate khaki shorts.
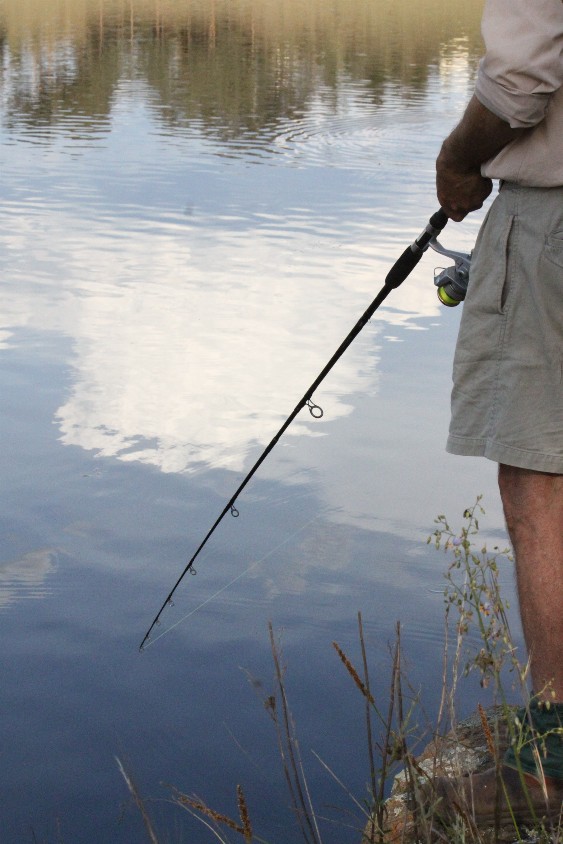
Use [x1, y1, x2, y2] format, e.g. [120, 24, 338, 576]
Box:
[446, 182, 563, 473]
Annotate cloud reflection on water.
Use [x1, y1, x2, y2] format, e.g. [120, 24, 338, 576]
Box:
[0, 550, 57, 608]
[16, 211, 441, 476]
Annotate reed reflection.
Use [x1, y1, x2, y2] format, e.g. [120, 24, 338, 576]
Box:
[1, 0, 483, 140]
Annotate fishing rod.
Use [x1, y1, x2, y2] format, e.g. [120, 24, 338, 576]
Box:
[139, 207, 449, 650]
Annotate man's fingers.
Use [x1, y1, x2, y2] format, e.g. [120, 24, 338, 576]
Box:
[436, 170, 493, 222]
[445, 207, 468, 222]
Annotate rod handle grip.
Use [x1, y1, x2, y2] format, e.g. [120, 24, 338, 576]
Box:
[429, 208, 449, 230]
[385, 208, 448, 289]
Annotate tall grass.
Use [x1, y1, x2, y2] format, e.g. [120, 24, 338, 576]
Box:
[119, 499, 562, 843]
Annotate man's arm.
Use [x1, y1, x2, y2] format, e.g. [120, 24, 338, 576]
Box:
[436, 95, 524, 221]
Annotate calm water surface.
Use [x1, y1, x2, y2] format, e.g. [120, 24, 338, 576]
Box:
[0, 1, 521, 841]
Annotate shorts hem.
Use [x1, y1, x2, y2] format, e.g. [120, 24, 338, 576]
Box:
[446, 436, 563, 474]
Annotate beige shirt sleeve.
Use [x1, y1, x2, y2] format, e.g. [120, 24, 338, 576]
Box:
[475, 0, 563, 129]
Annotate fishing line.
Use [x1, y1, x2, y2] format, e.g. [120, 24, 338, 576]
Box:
[140, 208, 449, 650]
[141, 513, 321, 649]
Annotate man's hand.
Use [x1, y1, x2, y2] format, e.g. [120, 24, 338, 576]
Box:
[436, 95, 522, 221]
[437, 145, 493, 222]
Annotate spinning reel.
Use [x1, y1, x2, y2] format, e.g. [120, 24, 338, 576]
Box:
[430, 237, 472, 306]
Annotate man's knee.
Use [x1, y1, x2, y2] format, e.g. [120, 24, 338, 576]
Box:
[498, 463, 563, 531]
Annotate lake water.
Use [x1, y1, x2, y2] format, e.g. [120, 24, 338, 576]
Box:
[0, 1, 523, 841]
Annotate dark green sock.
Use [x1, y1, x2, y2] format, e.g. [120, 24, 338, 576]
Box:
[504, 701, 563, 781]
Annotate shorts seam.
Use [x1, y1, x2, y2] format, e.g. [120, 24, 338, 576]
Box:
[449, 434, 561, 460]
[447, 435, 563, 472]
[487, 441, 562, 461]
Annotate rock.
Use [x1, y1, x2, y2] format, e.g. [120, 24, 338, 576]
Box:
[363, 706, 556, 844]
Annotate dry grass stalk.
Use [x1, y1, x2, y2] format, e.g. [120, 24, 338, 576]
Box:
[478, 702, 497, 762]
[358, 611, 378, 844]
[332, 641, 375, 706]
[268, 621, 323, 844]
[115, 756, 160, 844]
[174, 791, 247, 835]
[393, 623, 426, 844]
[237, 785, 253, 842]
[371, 629, 401, 842]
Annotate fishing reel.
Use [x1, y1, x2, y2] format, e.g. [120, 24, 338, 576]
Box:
[429, 237, 472, 307]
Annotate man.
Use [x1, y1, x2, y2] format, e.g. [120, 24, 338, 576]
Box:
[432, 0, 563, 825]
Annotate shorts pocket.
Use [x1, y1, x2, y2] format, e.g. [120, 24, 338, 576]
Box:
[497, 214, 516, 313]
[544, 229, 563, 270]
[538, 233, 563, 380]
[466, 210, 515, 315]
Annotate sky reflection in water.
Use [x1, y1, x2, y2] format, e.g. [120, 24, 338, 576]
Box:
[4, 76, 471, 477]
[0, 2, 521, 842]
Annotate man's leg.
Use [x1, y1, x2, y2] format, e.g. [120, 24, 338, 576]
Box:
[498, 464, 563, 702]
